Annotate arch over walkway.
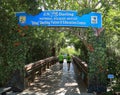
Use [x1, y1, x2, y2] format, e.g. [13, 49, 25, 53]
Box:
[15, 10, 107, 93]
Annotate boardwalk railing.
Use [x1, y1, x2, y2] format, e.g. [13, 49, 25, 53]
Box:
[72, 56, 88, 86]
[24, 56, 58, 88]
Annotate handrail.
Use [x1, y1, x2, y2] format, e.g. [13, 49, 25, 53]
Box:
[24, 56, 58, 88]
[72, 56, 88, 74]
[25, 57, 57, 71]
[72, 56, 88, 86]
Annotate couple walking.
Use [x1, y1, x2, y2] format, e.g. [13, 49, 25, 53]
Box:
[58, 53, 71, 71]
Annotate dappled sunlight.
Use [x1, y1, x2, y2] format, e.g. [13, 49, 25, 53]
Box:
[17, 62, 88, 95]
[81, 61, 88, 67]
[55, 88, 67, 94]
[65, 82, 78, 86]
[55, 87, 81, 95]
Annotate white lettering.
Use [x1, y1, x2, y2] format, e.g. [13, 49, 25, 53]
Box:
[66, 17, 77, 20]
[31, 21, 39, 25]
[52, 12, 59, 16]
[54, 17, 66, 20]
[40, 21, 50, 25]
[62, 21, 86, 25]
[51, 21, 59, 24]
[43, 12, 50, 16]
[59, 12, 74, 16]
[39, 17, 52, 20]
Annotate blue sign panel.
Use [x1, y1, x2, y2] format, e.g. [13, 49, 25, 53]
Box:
[16, 10, 102, 28]
[108, 74, 114, 79]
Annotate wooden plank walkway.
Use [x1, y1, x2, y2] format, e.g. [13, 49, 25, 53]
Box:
[7, 60, 94, 95]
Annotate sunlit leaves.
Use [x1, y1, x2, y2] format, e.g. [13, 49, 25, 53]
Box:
[0, 0, 120, 87]
[78, 7, 93, 16]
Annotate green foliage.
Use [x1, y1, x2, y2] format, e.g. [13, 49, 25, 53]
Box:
[25, 27, 66, 63]
[60, 47, 78, 56]
[19, 0, 40, 15]
[104, 8, 120, 84]
[101, 91, 113, 95]
[87, 29, 108, 85]
[78, 7, 93, 16]
[0, 0, 68, 86]
[0, 0, 120, 88]
[113, 84, 120, 92]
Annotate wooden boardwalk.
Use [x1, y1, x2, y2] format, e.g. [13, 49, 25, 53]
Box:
[7, 60, 94, 95]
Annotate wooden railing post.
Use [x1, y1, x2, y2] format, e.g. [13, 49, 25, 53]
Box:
[24, 56, 58, 88]
[72, 56, 88, 86]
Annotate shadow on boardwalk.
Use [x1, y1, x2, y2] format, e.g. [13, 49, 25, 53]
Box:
[8, 60, 94, 95]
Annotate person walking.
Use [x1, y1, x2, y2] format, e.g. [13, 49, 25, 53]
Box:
[67, 54, 71, 71]
[58, 53, 64, 70]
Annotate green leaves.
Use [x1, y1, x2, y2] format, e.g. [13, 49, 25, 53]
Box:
[78, 7, 93, 16]
[87, 28, 108, 85]
[0, 0, 120, 87]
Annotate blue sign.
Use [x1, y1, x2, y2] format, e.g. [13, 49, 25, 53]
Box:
[108, 74, 114, 79]
[16, 10, 102, 28]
